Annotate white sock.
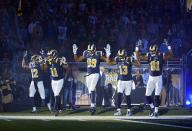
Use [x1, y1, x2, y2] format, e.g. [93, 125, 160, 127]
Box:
[117, 108, 121, 112]
[155, 107, 158, 113]
[149, 103, 154, 109]
[33, 107, 36, 111]
[91, 103, 95, 108]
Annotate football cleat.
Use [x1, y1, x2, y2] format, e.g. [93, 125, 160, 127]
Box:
[149, 108, 155, 117]
[114, 110, 122, 116]
[126, 110, 132, 116]
[31, 109, 37, 113]
[89, 107, 96, 115]
[154, 112, 159, 118]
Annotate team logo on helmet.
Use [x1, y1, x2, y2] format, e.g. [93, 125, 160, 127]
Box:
[87, 44, 96, 53]
[47, 49, 58, 60]
[149, 44, 158, 54]
[31, 55, 40, 64]
[117, 49, 127, 58]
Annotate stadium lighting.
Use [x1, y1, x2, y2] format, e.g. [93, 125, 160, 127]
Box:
[186, 100, 191, 106]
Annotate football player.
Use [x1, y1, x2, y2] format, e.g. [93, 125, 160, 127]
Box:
[43, 49, 68, 116]
[105, 46, 140, 116]
[72, 43, 109, 115]
[22, 51, 51, 113]
[135, 43, 173, 117]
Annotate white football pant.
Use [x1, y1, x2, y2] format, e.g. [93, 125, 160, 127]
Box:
[51, 79, 64, 96]
[117, 80, 135, 96]
[86, 73, 99, 94]
[29, 81, 45, 99]
[145, 75, 163, 96]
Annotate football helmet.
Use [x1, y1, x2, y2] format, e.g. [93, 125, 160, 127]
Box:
[149, 44, 158, 55]
[47, 49, 58, 60]
[31, 55, 39, 64]
[117, 49, 127, 59]
[87, 44, 96, 53]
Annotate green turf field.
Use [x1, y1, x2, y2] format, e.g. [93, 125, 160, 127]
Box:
[0, 106, 192, 131]
[0, 119, 191, 131]
[0, 106, 191, 116]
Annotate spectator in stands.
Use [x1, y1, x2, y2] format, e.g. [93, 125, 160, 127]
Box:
[133, 70, 144, 89]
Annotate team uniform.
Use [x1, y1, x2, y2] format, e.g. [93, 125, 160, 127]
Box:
[83, 51, 100, 109]
[145, 53, 164, 116]
[146, 53, 163, 96]
[139, 44, 173, 117]
[46, 57, 67, 115]
[114, 56, 136, 116]
[24, 55, 51, 113]
[84, 51, 100, 94]
[29, 62, 45, 99]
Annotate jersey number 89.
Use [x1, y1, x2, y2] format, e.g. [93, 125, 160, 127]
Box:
[87, 58, 97, 68]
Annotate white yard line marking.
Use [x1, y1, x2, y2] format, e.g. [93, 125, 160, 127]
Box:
[0, 115, 192, 121]
[116, 119, 192, 129]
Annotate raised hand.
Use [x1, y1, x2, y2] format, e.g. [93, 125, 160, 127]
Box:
[72, 44, 78, 55]
[104, 44, 111, 57]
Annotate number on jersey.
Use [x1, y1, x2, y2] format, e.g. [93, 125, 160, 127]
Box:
[31, 69, 38, 78]
[50, 68, 58, 77]
[87, 58, 97, 68]
[119, 65, 128, 75]
[150, 61, 160, 71]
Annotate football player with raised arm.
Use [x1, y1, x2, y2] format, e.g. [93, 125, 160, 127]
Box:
[104, 45, 140, 116]
[72, 43, 109, 115]
[22, 51, 51, 113]
[43, 49, 68, 116]
[135, 42, 173, 117]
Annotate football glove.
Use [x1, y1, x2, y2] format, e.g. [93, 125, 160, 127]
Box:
[104, 44, 111, 57]
[72, 44, 78, 55]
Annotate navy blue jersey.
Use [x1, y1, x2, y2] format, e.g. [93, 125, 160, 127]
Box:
[115, 57, 133, 81]
[29, 62, 43, 82]
[46, 57, 67, 80]
[83, 51, 101, 74]
[148, 53, 163, 76]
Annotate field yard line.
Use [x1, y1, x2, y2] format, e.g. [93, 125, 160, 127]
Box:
[0, 115, 192, 120]
[116, 119, 192, 129]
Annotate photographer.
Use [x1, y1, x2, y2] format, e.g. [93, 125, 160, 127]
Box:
[0, 77, 16, 112]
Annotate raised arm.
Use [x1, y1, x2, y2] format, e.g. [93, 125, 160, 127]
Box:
[102, 44, 116, 65]
[22, 51, 30, 69]
[73, 44, 85, 62]
[135, 46, 148, 61]
[163, 45, 173, 61]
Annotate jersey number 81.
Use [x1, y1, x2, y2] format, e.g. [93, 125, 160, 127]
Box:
[150, 61, 160, 71]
